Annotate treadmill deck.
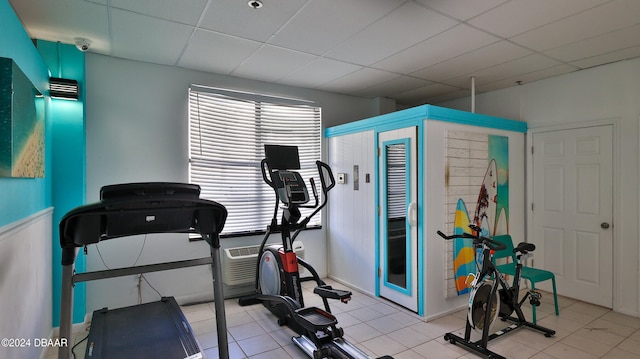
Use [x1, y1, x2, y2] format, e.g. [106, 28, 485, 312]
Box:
[85, 297, 202, 359]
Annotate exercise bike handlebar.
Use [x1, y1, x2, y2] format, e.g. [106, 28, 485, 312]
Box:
[436, 230, 507, 252]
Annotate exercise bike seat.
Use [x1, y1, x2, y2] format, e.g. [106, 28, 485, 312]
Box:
[314, 285, 352, 303]
[515, 242, 536, 254]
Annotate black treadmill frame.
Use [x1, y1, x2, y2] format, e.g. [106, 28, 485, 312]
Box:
[57, 182, 230, 359]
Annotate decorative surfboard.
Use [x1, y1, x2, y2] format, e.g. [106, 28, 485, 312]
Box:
[453, 199, 474, 295]
[473, 159, 498, 237]
[495, 208, 508, 236]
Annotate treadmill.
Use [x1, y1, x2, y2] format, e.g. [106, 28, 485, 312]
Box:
[57, 182, 230, 359]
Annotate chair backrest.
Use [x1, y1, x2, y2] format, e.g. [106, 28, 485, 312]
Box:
[492, 234, 517, 264]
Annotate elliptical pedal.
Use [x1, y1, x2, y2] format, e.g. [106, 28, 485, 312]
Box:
[295, 307, 338, 332]
[314, 285, 352, 303]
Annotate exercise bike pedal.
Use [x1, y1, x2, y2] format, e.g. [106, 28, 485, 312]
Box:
[313, 285, 352, 303]
[295, 307, 338, 332]
[529, 290, 542, 307]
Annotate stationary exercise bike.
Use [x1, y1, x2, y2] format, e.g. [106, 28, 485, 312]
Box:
[239, 145, 392, 359]
[437, 225, 555, 359]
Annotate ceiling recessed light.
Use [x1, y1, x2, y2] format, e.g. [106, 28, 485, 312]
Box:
[248, 0, 263, 9]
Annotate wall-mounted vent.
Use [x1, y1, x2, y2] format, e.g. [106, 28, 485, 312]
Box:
[222, 242, 304, 286]
[50, 77, 79, 100]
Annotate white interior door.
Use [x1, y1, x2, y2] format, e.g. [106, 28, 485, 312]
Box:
[378, 127, 418, 312]
[532, 125, 613, 307]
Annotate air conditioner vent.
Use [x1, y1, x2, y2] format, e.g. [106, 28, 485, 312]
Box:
[222, 242, 304, 286]
[228, 246, 260, 258]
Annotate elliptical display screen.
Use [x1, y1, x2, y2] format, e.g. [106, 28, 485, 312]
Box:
[264, 145, 300, 170]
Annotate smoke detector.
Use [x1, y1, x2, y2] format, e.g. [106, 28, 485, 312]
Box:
[248, 0, 263, 9]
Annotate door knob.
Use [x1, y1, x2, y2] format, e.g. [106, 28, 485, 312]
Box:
[601, 222, 610, 229]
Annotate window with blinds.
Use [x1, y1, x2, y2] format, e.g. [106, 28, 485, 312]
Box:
[188, 85, 322, 235]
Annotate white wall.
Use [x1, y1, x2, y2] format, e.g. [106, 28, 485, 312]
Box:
[83, 54, 381, 313]
[326, 130, 376, 294]
[0, 209, 52, 359]
[441, 57, 640, 317]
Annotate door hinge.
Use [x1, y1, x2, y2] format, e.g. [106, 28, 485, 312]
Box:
[531, 203, 534, 211]
[377, 267, 381, 278]
[377, 147, 381, 157]
[531, 146, 534, 155]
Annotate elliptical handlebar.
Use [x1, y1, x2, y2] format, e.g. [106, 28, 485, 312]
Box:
[259, 155, 336, 234]
[436, 227, 507, 252]
[292, 161, 334, 239]
[261, 158, 276, 189]
[315, 160, 336, 193]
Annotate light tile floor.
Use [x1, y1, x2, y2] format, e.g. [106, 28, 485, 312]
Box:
[48, 278, 640, 359]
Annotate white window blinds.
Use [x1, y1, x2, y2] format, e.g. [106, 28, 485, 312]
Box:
[188, 85, 322, 235]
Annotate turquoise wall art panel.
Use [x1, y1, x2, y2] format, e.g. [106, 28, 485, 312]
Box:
[0, 57, 44, 178]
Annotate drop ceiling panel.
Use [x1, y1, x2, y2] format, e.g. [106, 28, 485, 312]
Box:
[325, 2, 457, 66]
[544, 24, 640, 63]
[373, 24, 500, 73]
[411, 41, 532, 82]
[354, 76, 433, 98]
[415, 0, 509, 21]
[111, 9, 194, 66]
[510, 0, 640, 52]
[109, 0, 208, 25]
[276, 57, 363, 88]
[468, 0, 609, 38]
[270, 0, 404, 55]
[443, 53, 565, 89]
[395, 83, 462, 105]
[199, 0, 308, 42]
[231, 45, 317, 83]
[318, 68, 400, 93]
[570, 45, 640, 69]
[476, 64, 577, 92]
[178, 30, 262, 75]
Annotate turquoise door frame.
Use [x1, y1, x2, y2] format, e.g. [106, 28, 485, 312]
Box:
[374, 122, 424, 315]
[380, 137, 413, 296]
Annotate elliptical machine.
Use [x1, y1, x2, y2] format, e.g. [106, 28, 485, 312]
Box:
[239, 145, 392, 359]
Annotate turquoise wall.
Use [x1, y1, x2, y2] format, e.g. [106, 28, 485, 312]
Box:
[0, 0, 51, 225]
[0, 0, 87, 327]
[37, 40, 87, 326]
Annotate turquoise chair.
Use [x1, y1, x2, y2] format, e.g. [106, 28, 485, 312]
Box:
[492, 234, 559, 324]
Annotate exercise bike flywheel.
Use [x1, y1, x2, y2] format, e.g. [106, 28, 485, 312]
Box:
[468, 282, 500, 331]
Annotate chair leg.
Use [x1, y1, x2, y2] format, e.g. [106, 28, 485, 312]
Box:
[530, 278, 560, 324]
[552, 277, 559, 316]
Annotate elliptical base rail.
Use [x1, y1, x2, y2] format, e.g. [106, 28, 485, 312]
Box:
[293, 335, 394, 359]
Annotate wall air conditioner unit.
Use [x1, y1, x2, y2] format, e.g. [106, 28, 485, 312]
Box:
[222, 242, 305, 286]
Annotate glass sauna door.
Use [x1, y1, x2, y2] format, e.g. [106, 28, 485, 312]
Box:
[378, 127, 418, 312]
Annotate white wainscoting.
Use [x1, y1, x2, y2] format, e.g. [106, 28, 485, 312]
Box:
[0, 208, 53, 359]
